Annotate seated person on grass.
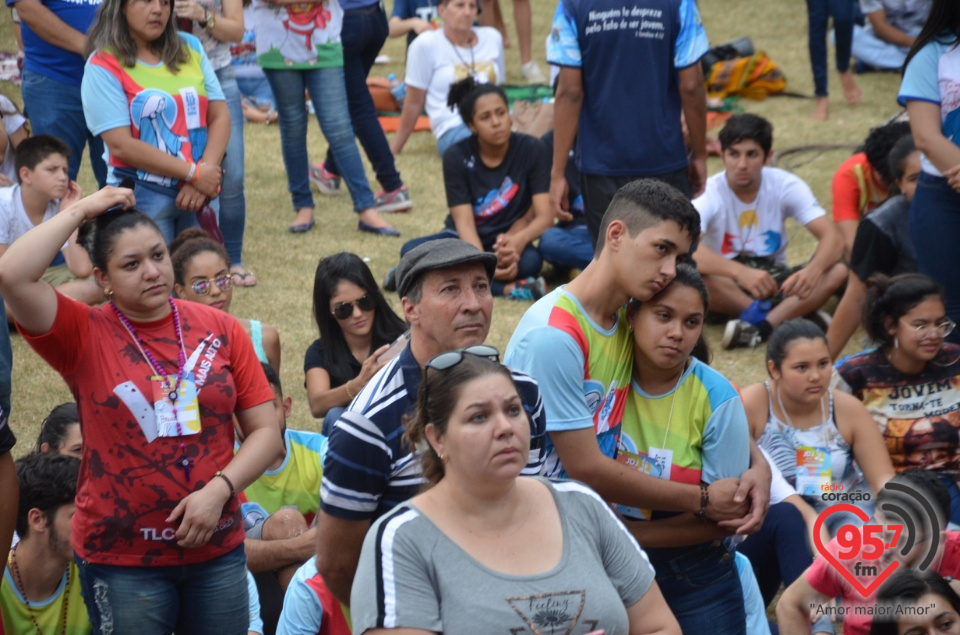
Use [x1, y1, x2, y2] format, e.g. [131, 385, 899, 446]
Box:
[827, 135, 921, 358]
[691, 114, 847, 350]
[0, 135, 102, 315]
[831, 120, 912, 260]
[852, 0, 931, 72]
[776, 470, 960, 635]
[538, 128, 593, 277]
[241, 363, 326, 634]
[0, 453, 90, 635]
[0, 95, 29, 187]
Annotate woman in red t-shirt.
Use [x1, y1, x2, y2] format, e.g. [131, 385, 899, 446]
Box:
[0, 186, 282, 635]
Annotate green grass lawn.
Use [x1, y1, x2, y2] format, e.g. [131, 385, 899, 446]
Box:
[1, 0, 901, 452]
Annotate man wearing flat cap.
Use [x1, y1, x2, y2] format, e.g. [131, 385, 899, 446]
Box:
[314, 239, 547, 604]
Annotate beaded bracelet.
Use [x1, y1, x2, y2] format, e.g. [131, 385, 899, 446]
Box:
[696, 483, 709, 520]
[214, 470, 236, 497]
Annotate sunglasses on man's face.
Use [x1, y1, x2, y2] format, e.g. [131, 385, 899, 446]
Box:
[332, 294, 376, 320]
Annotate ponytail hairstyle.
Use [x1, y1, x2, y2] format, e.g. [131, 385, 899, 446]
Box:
[863, 273, 944, 350]
[77, 207, 164, 271]
[35, 403, 80, 454]
[169, 227, 230, 286]
[766, 318, 829, 373]
[446, 76, 508, 125]
[902, 0, 960, 73]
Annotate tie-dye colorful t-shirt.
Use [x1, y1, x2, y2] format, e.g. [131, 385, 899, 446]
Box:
[20, 294, 274, 566]
[693, 166, 827, 265]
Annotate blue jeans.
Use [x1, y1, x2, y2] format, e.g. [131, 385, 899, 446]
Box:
[264, 67, 376, 213]
[401, 229, 543, 295]
[911, 173, 960, 345]
[437, 123, 471, 157]
[133, 183, 200, 244]
[238, 75, 276, 112]
[22, 69, 107, 186]
[805, 0, 855, 97]
[75, 544, 249, 635]
[646, 541, 746, 635]
[216, 66, 247, 267]
[0, 295, 10, 417]
[539, 223, 594, 270]
[324, 3, 403, 193]
[323, 406, 346, 437]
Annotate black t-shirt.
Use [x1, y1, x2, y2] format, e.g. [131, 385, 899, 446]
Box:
[0, 405, 15, 456]
[303, 339, 362, 389]
[442, 132, 550, 248]
[850, 195, 917, 282]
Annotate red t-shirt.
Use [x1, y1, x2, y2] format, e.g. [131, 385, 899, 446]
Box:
[21, 294, 274, 566]
[831, 153, 889, 223]
[806, 530, 960, 635]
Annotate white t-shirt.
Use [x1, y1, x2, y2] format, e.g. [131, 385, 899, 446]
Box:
[0, 184, 61, 246]
[404, 27, 504, 139]
[694, 167, 826, 264]
[0, 96, 27, 184]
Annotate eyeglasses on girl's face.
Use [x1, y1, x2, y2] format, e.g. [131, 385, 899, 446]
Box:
[902, 317, 957, 339]
[332, 294, 376, 321]
[191, 274, 232, 295]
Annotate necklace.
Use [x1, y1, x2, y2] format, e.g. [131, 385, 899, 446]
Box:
[447, 30, 477, 77]
[657, 363, 688, 451]
[9, 543, 70, 635]
[776, 384, 827, 431]
[111, 299, 194, 480]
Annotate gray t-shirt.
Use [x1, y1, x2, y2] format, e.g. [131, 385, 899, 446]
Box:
[351, 478, 655, 635]
[859, 0, 931, 34]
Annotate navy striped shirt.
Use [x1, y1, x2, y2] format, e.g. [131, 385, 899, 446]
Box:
[320, 345, 547, 521]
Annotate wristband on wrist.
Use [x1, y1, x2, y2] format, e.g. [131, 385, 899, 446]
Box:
[186, 162, 196, 183]
[214, 470, 236, 497]
[189, 162, 203, 185]
[696, 483, 709, 520]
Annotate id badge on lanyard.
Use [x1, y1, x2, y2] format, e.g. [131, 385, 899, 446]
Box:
[152, 372, 201, 437]
[796, 445, 831, 496]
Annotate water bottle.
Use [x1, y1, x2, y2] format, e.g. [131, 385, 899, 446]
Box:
[388, 73, 406, 110]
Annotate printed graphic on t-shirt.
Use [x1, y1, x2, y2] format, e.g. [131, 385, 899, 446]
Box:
[720, 208, 781, 257]
[473, 177, 519, 223]
[452, 60, 498, 84]
[505, 590, 601, 634]
[131, 90, 190, 185]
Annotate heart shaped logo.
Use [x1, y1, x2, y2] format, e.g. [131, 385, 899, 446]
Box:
[813, 503, 900, 598]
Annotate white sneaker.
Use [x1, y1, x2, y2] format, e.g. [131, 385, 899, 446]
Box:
[520, 61, 547, 85]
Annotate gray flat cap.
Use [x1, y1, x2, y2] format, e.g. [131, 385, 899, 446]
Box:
[396, 238, 498, 298]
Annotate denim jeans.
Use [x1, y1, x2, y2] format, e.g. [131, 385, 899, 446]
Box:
[322, 406, 346, 437]
[910, 173, 960, 345]
[75, 544, 249, 635]
[133, 182, 201, 244]
[0, 295, 10, 417]
[539, 223, 594, 270]
[216, 66, 247, 267]
[22, 69, 108, 186]
[401, 229, 543, 295]
[646, 541, 746, 635]
[580, 168, 690, 248]
[805, 0, 854, 97]
[264, 67, 376, 213]
[437, 123, 471, 157]
[238, 75, 276, 112]
[324, 2, 403, 193]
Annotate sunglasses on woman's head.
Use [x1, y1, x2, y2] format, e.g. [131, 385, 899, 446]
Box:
[191, 274, 232, 295]
[332, 294, 376, 320]
[423, 345, 501, 407]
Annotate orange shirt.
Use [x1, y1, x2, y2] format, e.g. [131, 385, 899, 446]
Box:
[831, 153, 889, 223]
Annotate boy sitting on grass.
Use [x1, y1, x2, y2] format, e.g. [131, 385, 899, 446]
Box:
[0, 135, 101, 317]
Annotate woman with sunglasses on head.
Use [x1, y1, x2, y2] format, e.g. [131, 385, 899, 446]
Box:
[169, 227, 280, 372]
[0, 186, 283, 634]
[305, 252, 406, 435]
[834, 272, 960, 525]
[350, 349, 680, 635]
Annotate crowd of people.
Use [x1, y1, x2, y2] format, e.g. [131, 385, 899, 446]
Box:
[3, 0, 960, 632]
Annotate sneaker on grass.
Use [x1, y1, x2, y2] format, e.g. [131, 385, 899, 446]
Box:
[507, 276, 547, 301]
[375, 186, 413, 214]
[520, 61, 547, 84]
[309, 163, 341, 196]
[722, 319, 763, 350]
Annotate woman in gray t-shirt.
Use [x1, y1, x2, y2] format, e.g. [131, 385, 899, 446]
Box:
[350, 349, 679, 634]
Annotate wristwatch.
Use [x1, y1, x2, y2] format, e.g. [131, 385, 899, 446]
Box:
[203, 9, 216, 30]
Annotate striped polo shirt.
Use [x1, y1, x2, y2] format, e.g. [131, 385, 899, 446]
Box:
[320, 345, 547, 521]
